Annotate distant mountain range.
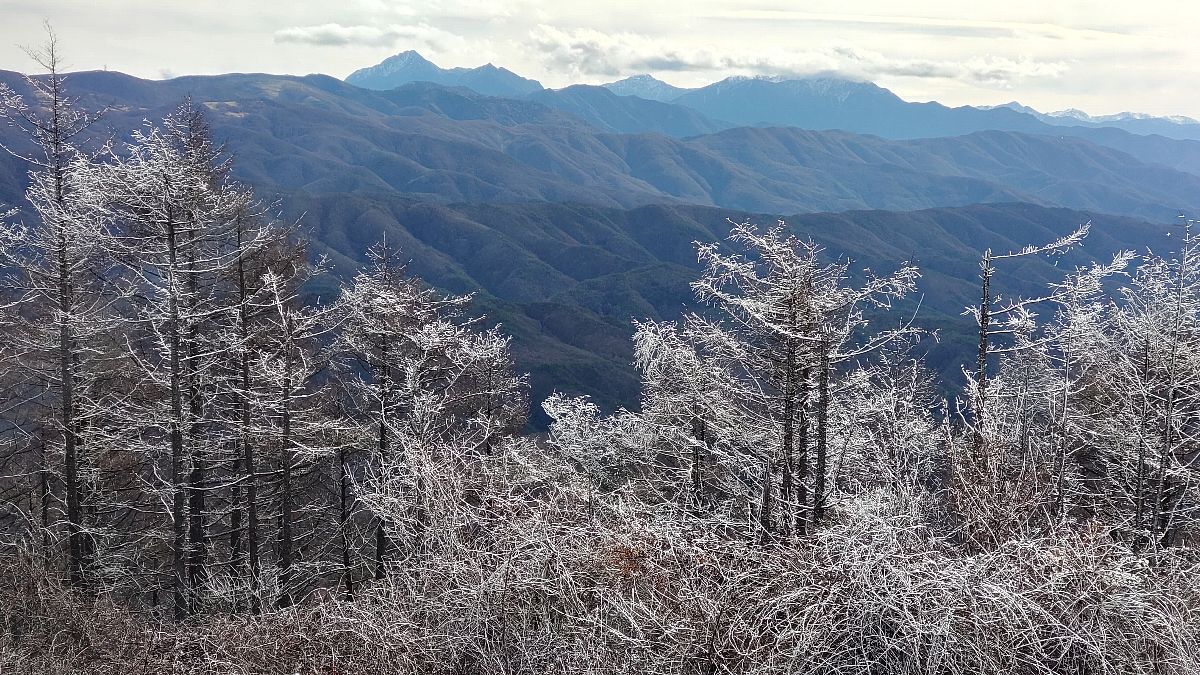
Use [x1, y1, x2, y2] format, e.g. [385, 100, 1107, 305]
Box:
[343, 51, 1200, 145]
[0, 62, 1195, 422]
[600, 73, 1200, 142]
[346, 50, 543, 97]
[7, 69, 1200, 222]
[983, 101, 1200, 139]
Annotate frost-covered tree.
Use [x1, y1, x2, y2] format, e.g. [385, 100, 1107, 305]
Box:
[333, 241, 526, 575]
[89, 101, 271, 618]
[249, 252, 337, 608]
[0, 26, 113, 586]
[691, 220, 918, 537]
[633, 317, 738, 511]
[1103, 224, 1200, 549]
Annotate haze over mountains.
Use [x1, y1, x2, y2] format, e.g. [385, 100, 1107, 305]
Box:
[1, 52, 1197, 420]
[343, 51, 1200, 142]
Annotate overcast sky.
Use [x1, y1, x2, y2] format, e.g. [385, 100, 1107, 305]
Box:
[2, 1, 1198, 118]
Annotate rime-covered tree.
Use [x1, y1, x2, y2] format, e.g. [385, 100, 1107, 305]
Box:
[333, 241, 525, 573]
[250, 254, 336, 608]
[691, 220, 918, 537]
[90, 101, 270, 618]
[634, 317, 737, 510]
[0, 26, 112, 586]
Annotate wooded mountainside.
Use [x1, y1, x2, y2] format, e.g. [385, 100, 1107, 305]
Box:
[4, 43, 1200, 675]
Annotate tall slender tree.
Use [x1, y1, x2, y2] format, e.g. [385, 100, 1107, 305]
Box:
[93, 102, 269, 618]
[0, 25, 111, 586]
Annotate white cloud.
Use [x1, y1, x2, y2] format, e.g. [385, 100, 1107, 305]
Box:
[523, 25, 1067, 88]
[273, 22, 462, 51]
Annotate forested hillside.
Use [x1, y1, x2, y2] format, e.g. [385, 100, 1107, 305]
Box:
[5, 69, 1200, 219]
[277, 193, 1173, 423]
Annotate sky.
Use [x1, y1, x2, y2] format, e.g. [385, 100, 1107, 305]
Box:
[1, 0, 1199, 119]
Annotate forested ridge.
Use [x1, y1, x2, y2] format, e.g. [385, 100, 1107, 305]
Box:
[4, 41, 1200, 675]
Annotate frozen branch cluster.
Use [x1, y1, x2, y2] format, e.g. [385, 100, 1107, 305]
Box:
[2, 35, 1200, 675]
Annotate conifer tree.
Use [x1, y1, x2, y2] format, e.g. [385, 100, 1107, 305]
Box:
[0, 25, 111, 586]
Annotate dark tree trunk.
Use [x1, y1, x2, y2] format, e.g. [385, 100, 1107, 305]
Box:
[974, 253, 992, 460]
[690, 412, 705, 512]
[375, 342, 390, 579]
[339, 446, 355, 601]
[185, 242, 207, 611]
[780, 341, 797, 537]
[1135, 339, 1150, 550]
[758, 455, 772, 544]
[236, 225, 261, 612]
[166, 195, 187, 621]
[796, 368, 810, 537]
[278, 358, 294, 609]
[812, 342, 829, 527]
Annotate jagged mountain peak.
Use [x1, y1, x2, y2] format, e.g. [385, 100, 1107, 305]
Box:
[345, 50, 542, 97]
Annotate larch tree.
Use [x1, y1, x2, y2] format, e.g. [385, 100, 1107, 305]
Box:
[249, 245, 337, 608]
[331, 241, 472, 575]
[91, 101, 270, 619]
[691, 220, 918, 538]
[0, 25, 113, 587]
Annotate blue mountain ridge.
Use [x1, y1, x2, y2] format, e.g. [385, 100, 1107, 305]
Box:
[0, 65, 1193, 422]
[343, 52, 1200, 172]
[602, 72, 1200, 142]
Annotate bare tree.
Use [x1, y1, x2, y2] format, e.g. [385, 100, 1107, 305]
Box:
[90, 102, 268, 618]
[692, 220, 918, 537]
[332, 241, 471, 574]
[0, 24, 112, 586]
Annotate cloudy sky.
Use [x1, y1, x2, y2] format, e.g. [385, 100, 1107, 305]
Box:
[2, 0, 1198, 118]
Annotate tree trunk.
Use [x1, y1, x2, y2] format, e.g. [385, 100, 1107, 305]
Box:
[1134, 338, 1150, 549]
[758, 455, 772, 543]
[278, 358, 294, 609]
[235, 228, 260, 612]
[1055, 337, 1071, 520]
[60, 225, 84, 586]
[340, 446, 355, 601]
[47, 63, 86, 588]
[796, 368, 809, 537]
[185, 240, 207, 611]
[690, 412, 705, 512]
[780, 341, 796, 538]
[812, 341, 829, 527]
[166, 195, 187, 621]
[375, 341, 390, 579]
[974, 252, 992, 461]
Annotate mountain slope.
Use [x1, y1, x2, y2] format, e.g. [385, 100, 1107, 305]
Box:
[4, 70, 1200, 223]
[345, 50, 543, 96]
[283, 196, 1171, 424]
[527, 85, 731, 137]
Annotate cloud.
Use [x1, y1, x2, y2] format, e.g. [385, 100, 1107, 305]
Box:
[273, 22, 461, 51]
[829, 44, 1068, 84]
[523, 25, 717, 77]
[523, 25, 1067, 87]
